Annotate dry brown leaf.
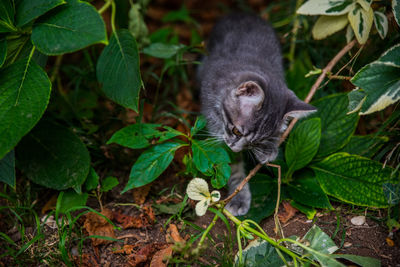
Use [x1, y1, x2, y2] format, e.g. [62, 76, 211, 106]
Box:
[128, 243, 167, 267]
[133, 184, 152, 205]
[150, 245, 173, 267]
[166, 224, 185, 244]
[41, 194, 58, 214]
[386, 237, 395, 247]
[143, 205, 156, 223]
[278, 201, 298, 224]
[83, 208, 116, 246]
[113, 211, 143, 229]
[113, 244, 138, 254]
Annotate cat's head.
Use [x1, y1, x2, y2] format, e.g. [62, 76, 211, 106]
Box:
[222, 80, 316, 163]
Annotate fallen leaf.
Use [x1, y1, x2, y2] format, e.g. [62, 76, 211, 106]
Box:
[83, 208, 116, 246]
[166, 224, 185, 244]
[128, 243, 167, 267]
[41, 194, 58, 214]
[113, 210, 143, 229]
[150, 245, 173, 267]
[386, 237, 395, 247]
[113, 244, 138, 254]
[133, 184, 151, 205]
[143, 205, 156, 223]
[278, 201, 298, 223]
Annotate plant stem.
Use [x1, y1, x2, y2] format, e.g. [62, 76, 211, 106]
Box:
[98, 0, 112, 15]
[197, 213, 219, 249]
[267, 163, 284, 238]
[280, 39, 357, 144]
[110, 1, 117, 33]
[288, 0, 303, 69]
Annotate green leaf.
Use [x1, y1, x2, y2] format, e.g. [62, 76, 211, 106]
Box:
[340, 135, 388, 158]
[303, 225, 339, 255]
[373, 11, 388, 39]
[287, 174, 332, 209]
[0, 38, 6, 67]
[393, 0, 400, 27]
[332, 254, 380, 267]
[31, 0, 107, 55]
[239, 174, 276, 223]
[311, 152, 398, 207]
[57, 190, 88, 214]
[312, 94, 359, 159]
[153, 202, 186, 215]
[107, 123, 183, 149]
[85, 167, 99, 191]
[123, 142, 185, 193]
[0, 0, 17, 32]
[190, 115, 207, 137]
[347, 88, 366, 114]
[351, 44, 400, 115]
[15, 0, 65, 27]
[211, 163, 231, 189]
[285, 118, 321, 172]
[162, 6, 193, 23]
[0, 151, 15, 187]
[235, 239, 287, 267]
[312, 15, 348, 40]
[290, 201, 316, 220]
[357, 0, 372, 11]
[191, 139, 230, 174]
[142, 43, 185, 59]
[101, 176, 119, 192]
[297, 0, 354, 16]
[383, 182, 400, 205]
[0, 52, 51, 159]
[97, 29, 141, 112]
[348, 4, 373, 44]
[16, 121, 91, 190]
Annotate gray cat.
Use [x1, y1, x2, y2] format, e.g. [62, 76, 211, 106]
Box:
[198, 13, 316, 216]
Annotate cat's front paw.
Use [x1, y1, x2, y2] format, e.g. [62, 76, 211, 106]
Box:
[225, 188, 251, 216]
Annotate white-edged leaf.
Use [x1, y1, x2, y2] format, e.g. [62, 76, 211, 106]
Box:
[297, 0, 355, 16]
[347, 88, 366, 114]
[312, 15, 348, 40]
[393, 0, 400, 27]
[348, 4, 374, 44]
[356, 0, 372, 11]
[345, 24, 354, 43]
[373, 11, 388, 39]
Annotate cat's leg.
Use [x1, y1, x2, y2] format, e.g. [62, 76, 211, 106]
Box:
[225, 161, 251, 216]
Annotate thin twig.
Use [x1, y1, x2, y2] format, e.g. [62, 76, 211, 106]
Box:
[221, 39, 357, 206]
[267, 163, 284, 238]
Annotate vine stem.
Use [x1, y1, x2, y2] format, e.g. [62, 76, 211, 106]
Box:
[98, 0, 112, 15]
[197, 213, 219, 249]
[220, 39, 357, 207]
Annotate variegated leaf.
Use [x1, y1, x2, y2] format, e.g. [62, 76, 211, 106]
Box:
[347, 88, 366, 114]
[348, 4, 374, 44]
[312, 15, 349, 39]
[379, 42, 400, 67]
[374, 11, 388, 39]
[345, 24, 354, 43]
[393, 0, 400, 27]
[356, 0, 372, 11]
[297, 0, 355, 16]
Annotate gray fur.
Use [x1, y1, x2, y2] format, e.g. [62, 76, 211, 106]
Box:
[198, 13, 316, 216]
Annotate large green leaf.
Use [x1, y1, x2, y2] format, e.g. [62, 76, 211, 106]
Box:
[238, 174, 276, 223]
[285, 118, 321, 172]
[107, 123, 183, 149]
[393, 0, 400, 27]
[312, 94, 358, 159]
[123, 142, 185, 193]
[97, 29, 141, 112]
[191, 139, 230, 174]
[15, 0, 65, 27]
[235, 239, 287, 267]
[348, 4, 373, 44]
[332, 254, 380, 267]
[311, 152, 398, 207]
[340, 135, 388, 158]
[287, 172, 332, 209]
[303, 225, 338, 256]
[57, 190, 88, 214]
[211, 162, 231, 189]
[190, 115, 207, 137]
[0, 53, 51, 159]
[0, 0, 17, 32]
[31, 0, 107, 55]
[16, 121, 91, 190]
[0, 151, 15, 187]
[351, 44, 400, 115]
[0, 38, 6, 67]
[297, 0, 354, 16]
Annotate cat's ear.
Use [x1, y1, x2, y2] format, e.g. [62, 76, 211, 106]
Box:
[235, 81, 265, 111]
[284, 91, 316, 119]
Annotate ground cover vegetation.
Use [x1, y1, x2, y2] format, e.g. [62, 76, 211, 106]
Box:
[0, 0, 399, 266]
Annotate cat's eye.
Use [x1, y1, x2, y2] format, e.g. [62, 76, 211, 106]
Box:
[232, 126, 243, 137]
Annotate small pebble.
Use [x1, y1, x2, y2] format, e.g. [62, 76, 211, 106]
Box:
[350, 215, 366, 226]
[305, 220, 312, 223]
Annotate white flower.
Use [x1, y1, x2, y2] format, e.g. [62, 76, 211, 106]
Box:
[186, 178, 220, 216]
